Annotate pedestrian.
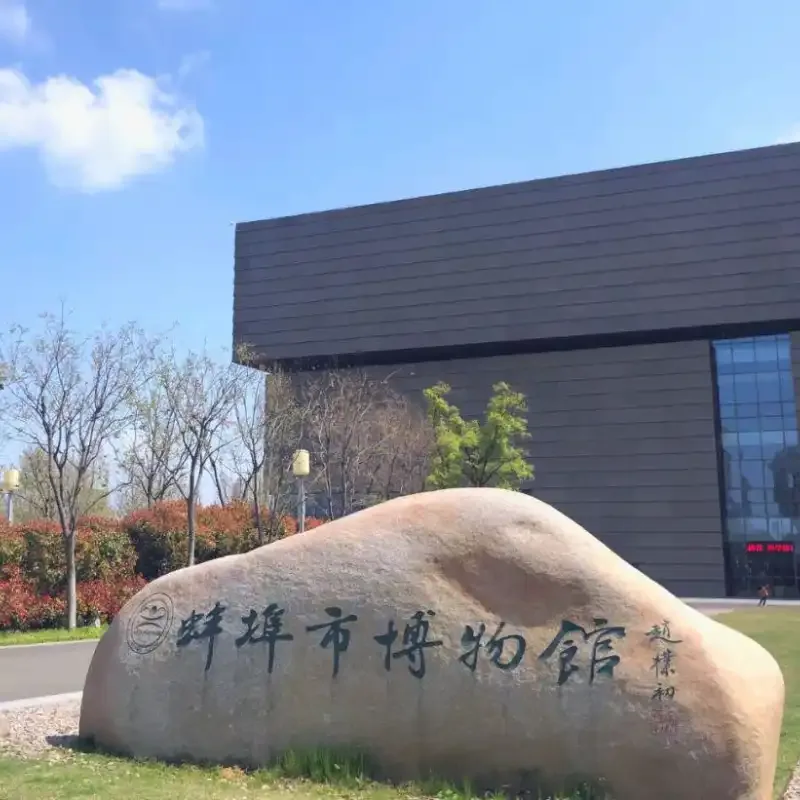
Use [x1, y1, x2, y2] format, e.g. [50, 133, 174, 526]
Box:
[758, 584, 770, 607]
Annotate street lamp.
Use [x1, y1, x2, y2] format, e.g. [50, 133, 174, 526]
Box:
[2, 467, 20, 524]
[292, 449, 310, 534]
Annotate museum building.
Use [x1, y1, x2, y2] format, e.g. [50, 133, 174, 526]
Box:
[233, 142, 800, 599]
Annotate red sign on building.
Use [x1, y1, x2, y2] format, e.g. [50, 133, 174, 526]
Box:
[746, 542, 795, 554]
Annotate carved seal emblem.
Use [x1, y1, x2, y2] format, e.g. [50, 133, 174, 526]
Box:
[127, 592, 174, 655]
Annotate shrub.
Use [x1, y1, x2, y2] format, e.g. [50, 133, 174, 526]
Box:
[77, 576, 147, 624]
[123, 500, 323, 579]
[290, 517, 325, 534]
[18, 520, 64, 593]
[0, 566, 145, 631]
[0, 567, 64, 631]
[197, 500, 260, 559]
[0, 521, 24, 579]
[76, 525, 137, 584]
[124, 501, 210, 580]
[18, 518, 136, 594]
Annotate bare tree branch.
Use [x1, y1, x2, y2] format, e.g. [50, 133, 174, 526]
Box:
[161, 348, 241, 566]
[233, 347, 308, 544]
[116, 382, 188, 512]
[302, 370, 432, 519]
[0, 311, 156, 628]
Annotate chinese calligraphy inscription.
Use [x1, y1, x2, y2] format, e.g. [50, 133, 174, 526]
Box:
[235, 604, 294, 674]
[176, 601, 226, 672]
[646, 620, 683, 740]
[306, 606, 358, 677]
[374, 610, 444, 679]
[459, 621, 526, 672]
[539, 619, 626, 686]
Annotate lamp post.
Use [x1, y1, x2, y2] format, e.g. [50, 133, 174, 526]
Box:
[2, 467, 20, 524]
[292, 449, 310, 533]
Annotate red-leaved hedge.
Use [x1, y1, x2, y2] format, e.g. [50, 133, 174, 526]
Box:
[124, 500, 324, 579]
[0, 500, 325, 630]
[0, 566, 146, 631]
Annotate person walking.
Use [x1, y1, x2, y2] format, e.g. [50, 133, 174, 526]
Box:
[758, 584, 770, 607]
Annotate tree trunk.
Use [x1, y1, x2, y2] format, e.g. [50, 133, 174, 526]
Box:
[187, 491, 197, 567]
[253, 473, 265, 546]
[253, 496, 264, 546]
[64, 531, 78, 630]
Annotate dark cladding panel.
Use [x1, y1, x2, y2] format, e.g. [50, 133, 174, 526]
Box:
[235, 143, 800, 363]
[348, 339, 725, 597]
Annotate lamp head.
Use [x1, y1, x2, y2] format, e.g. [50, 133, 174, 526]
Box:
[2, 468, 20, 492]
[292, 449, 310, 478]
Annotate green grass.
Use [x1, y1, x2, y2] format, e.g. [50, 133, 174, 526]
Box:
[0, 748, 596, 800]
[0, 625, 108, 646]
[0, 610, 796, 799]
[718, 609, 800, 798]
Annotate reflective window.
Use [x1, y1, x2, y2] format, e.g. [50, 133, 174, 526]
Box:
[713, 334, 800, 596]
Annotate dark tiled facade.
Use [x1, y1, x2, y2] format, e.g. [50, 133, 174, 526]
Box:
[233, 143, 800, 598]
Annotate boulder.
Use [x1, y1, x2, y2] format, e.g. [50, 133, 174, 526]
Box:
[80, 488, 784, 800]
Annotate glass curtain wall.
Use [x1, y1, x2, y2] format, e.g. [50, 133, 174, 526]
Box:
[713, 334, 800, 597]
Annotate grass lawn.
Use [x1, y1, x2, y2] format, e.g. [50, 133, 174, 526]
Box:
[0, 755, 433, 800]
[0, 610, 796, 799]
[717, 609, 800, 798]
[0, 749, 593, 800]
[0, 626, 108, 647]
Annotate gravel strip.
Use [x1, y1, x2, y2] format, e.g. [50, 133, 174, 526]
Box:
[0, 697, 82, 760]
[2, 699, 800, 797]
[785, 769, 800, 800]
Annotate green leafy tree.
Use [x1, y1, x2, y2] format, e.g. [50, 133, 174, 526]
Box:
[424, 381, 533, 490]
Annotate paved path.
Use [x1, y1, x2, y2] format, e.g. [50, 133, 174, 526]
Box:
[0, 641, 97, 703]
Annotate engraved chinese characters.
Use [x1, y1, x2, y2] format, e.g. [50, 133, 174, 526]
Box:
[306, 606, 358, 677]
[459, 621, 526, 672]
[236, 604, 294, 673]
[646, 620, 684, 739]
[170, 600, 529, 680]
[374, 610, 442, 678]
[538, 618, 626, 685]
[155, 597, 632, 687]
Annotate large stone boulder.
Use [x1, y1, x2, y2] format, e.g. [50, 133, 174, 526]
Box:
[80, 488, 784, 800]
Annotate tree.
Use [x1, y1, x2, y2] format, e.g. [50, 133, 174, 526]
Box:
[230, 358, 308, 544]
[161, 350, 241, 566]
[117, 382, 187, 512]
[0, 314, 154, 628]
[303, 370, 432, 518]
[12, 446, 113, 523]
[424, 381, 533, 490]
[357, 390, 431, 505]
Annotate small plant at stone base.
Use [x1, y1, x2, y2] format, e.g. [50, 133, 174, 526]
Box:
[424, 380, 534, 490]
[272, 748, 608, 800]
[274, 748, 376, 787]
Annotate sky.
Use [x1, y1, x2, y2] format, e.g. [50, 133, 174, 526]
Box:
[0, 0, 798, 360]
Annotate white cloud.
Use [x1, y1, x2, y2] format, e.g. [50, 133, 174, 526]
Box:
[0, 0, 30, 43]
[0, 67, 204, 191]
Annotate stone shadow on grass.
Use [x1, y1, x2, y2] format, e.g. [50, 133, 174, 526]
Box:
[45, 734, 96, 753]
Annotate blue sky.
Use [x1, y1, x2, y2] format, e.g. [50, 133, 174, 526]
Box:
[0, 0, 798, 360]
